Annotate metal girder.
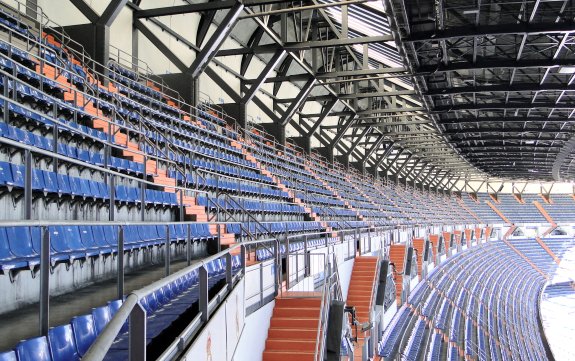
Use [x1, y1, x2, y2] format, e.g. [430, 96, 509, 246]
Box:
[332, 115, 358, 148]
[134, 0, 289, 18]
[438, 117, 575, 125]
[401, 158, 421, 179]
[346, 127, 372, 157]
[443, 128, 572, 135]
[197, 9, 218, 47]
[134, 20, 188, 72]
[244, 67, 407, 83]
[425, 83, 575, 96]
[275, 89, 417, 103]
[241, 27, 265, 76]
[363, 135, 387, 164]
[279, 78, 316, 126]
[351, 120, 432, 128]
[393, 154, 414, 177]
[189, 2, 244, 79]
[358, 107, 425, 115]
[68, 0, 99, 23]
[432, 103, 575, 113]
[307, 99, 338, 136]
[417, 58, 575, 75]
[97, 0, 128, 27]
[242, 50, 286, 104]
[405, 22, 575, 42]
[383, 149, 404, 171]
[216, 35, 396, 56]
[411, 162, 429, 180]
[374, 143, 395, 169]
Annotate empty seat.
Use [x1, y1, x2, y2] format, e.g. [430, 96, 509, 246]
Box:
[0, 351, 16, 361]
[48, 324, 80, 361]
[92, 306, 112, 335]
[71, 314, 97, 357]
[15, 336, 51, 361]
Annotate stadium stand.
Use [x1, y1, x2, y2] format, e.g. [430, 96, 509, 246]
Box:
[0, 1, 574, 360]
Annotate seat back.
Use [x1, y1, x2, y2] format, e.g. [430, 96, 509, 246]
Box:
[15, 336, 51, 361]
[0, 351, 16, 361]
[6, 226, 36, 258]
[91, 306, 111, 334]
[71, 315, 96, 357]
[48, 324, 80, 361]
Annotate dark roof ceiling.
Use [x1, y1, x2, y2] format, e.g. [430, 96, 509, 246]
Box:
[390, 0, 575, 181]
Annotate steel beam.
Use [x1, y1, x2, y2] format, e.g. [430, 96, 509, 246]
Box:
[332, 115, 357, 148]
[307, 99, 338, 136]
[68, 0, 99, 23]
[406, 23, 575, 42]
[189, 2, 244, 79]
[417, 59, 575, 75]
[97, 0, 128, 27]
[242, 50, 286, 104]
[425, 83, 575, 96]
[346, 127, 372, 156]
[363, 134, 387, 164]
[217, 35, 396, 56]
[279, 78, 316, 126]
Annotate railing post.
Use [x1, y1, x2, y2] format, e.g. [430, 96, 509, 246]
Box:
[225, 253, 233, 291]
[165, 225, 170, 276]
[199, 265, 209, 322]
[117, 226, 124, 299]
[129, 302, 147, 361]
[39, 226, 50, 336]
[109, 175, 115, 221]
[24, 149, 33, 220]
[259, 261, 264, 306]
[186, 224, 192, 266]
[273, 242, 279, 296]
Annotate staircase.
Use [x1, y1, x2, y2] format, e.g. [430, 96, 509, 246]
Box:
[411, 238, 425, 279]
[389, 244, 407, 305]
[262, 297, 322, 361]
[346, 256, 378, 360]
[486, 201, 512, 224]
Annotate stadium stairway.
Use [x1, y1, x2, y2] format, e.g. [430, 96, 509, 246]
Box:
[532, 201, 557, 229]
[501, 237, 548, 278]
[456, 196, 483, 223]
[346, 257, 378, 360]
[486, 201, 511, 224]
[411, 238, 425, 280]
[262, 297, 322, 361]
[389, 245, 407, 305]
[534, 237, 561, 265]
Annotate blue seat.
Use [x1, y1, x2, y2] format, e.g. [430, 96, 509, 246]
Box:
[5, 226, 39, 269]
[15, 336, 51, 361]
[48, 226, 86, 262]
[0, 227, 28, 271]
[57, 174, 71, 195]
[9, 163, 24, 188]
[0, 161, 14, 187]
[78, 226, 108, 257]
[0, 351, 16, 361]
[92, 306, 112, 334]
[41, 171, 58, 193]
[71, 314, 96, 357]
[48, 324, 80, 361]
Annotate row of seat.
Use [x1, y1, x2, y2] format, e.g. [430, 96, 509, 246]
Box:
[0, 160, 180, 207]
[196, 195, 305, 215]
[0, 223, 217, 272]
[0, 254, 242, 361]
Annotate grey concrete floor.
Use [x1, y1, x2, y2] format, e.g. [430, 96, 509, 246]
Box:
[0, 257, 198, 351]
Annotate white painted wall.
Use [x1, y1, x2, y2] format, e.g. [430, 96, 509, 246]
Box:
[232, 300, 275, 361]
